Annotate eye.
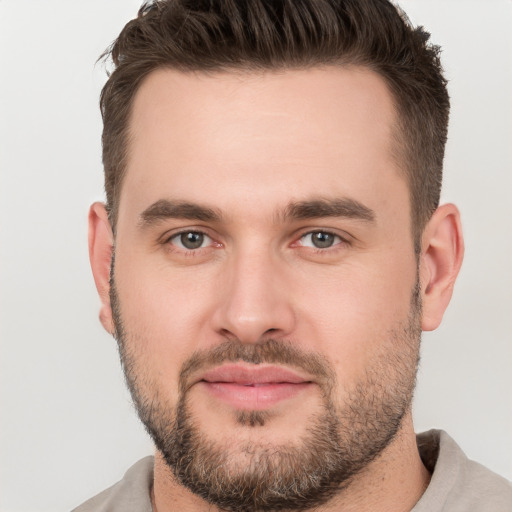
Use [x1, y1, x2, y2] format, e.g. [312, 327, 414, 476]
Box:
[299, 231, 342, 249]
[169, 231, 212, 250]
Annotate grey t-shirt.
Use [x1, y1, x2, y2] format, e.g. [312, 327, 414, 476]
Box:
[72, 430, 512, 511]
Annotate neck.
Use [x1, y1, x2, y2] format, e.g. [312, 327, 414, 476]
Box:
[152, 412, 430, 512]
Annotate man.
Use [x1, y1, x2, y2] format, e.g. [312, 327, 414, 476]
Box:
[76, 0, 512, 510]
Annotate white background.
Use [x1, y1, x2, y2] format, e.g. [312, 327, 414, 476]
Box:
[0, 1, 511, 511]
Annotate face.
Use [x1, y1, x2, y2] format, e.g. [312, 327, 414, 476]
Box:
[110, 67, 421, 510]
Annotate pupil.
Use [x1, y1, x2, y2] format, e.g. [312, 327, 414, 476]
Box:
[312, 232, 333, 248]
[181, 232, 204, 249]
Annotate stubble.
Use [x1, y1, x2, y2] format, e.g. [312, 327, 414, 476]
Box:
[110, 276, 422, 511]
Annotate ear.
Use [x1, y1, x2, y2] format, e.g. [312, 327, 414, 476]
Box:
[419, 203, 464, 331]
[88, 202, 115, 335]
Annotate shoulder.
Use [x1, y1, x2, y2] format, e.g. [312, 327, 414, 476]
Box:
[414, 430, 512, 512]
[71, 456, 154, 512]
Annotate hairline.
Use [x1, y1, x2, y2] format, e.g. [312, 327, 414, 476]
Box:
[108, 61, 420, 246]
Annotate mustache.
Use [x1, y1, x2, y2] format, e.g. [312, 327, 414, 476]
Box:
[178, 339, 336, 394]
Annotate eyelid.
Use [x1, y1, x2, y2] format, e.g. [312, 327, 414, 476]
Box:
[170, 231, 212, 250]
[160, 226, 222, 250]
[293, 228, 352, 246]
[300, 231, 340, 245]
[158, 226, 352, 253]
[160, 226, 209, 242]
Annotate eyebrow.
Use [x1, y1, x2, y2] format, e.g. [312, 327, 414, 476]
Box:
[283, 198, 375, 222]
[138, 199, 222, 227]
[138, 196, 375, 228]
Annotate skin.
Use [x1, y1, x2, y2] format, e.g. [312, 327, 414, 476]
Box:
[89, 66, 464, 511]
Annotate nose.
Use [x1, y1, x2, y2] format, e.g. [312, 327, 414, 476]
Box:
[211, 247, 296, 344]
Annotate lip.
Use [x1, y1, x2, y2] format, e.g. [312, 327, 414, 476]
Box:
[197, 364, 314, 410]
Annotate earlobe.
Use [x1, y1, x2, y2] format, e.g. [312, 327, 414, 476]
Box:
[420, 203, 464, 331]
[88, 202, 115, 335]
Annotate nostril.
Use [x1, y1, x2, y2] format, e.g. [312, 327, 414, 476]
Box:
[219, 328, 236, 340]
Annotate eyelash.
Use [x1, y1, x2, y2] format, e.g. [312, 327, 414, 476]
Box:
[163, 228, 350, 255]
[164, 230, 220, 254]
[294, 230, 351, 256]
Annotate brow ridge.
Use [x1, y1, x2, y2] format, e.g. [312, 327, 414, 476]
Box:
[139, 199, 222, 227]
[283, 198, 375, 222]
[138, 196, 375, 228]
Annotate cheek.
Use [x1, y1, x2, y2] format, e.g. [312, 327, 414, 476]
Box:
[113, 255, 219, 395]
[293, 257, 417, 379]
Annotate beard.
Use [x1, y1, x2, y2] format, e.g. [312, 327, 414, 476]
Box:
[110, 276, 422, 512]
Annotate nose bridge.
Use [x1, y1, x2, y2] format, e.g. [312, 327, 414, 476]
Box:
[213, 241, 295, 343]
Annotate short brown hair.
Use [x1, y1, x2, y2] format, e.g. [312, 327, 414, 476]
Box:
[100, 0, 449, 241]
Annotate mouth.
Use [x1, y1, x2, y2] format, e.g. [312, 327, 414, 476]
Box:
[197, 364, 314, 410]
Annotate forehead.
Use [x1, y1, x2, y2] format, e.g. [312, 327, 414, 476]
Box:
[121, 66, 405, 224]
